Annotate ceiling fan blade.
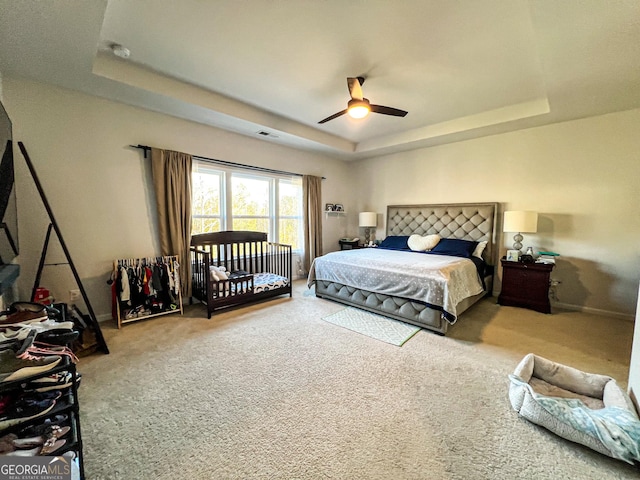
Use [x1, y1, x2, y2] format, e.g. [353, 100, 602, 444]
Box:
[347, 77, 364, 100]
[318, 109, 348, 124]
[370, 105, 408, 117]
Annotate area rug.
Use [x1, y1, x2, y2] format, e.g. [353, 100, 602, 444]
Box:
[321, 307, 420, 346]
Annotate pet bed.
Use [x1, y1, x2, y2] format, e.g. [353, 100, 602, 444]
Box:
[508, 353, 640, 465]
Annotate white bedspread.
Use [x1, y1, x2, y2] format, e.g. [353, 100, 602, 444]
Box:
[307, 248, 484, 322]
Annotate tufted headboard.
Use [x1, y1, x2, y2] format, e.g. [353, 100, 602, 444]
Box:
[386, 203, 499, 266]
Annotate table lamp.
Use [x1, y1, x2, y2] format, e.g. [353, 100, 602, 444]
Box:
[503, 210, 538, 252]
[359, 212, 377, 245]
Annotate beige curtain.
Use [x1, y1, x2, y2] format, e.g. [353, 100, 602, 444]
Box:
[303, 175, 323, 273]
[151, 148, 192, 298]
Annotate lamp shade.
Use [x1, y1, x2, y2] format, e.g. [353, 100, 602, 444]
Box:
[359, 212, 377, 228]
[503, 211, 538, 233]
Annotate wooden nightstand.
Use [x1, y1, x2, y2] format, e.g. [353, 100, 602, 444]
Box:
[498, 259, 554, 313]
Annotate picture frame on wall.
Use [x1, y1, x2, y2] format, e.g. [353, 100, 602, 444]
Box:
[506, 249, 520, 262]
[325, 203, 334, 212]
[334, 204, 344, 212]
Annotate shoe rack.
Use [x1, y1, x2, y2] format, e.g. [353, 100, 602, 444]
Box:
[0, 313, 85, 477]
[0, 360, 84, 476]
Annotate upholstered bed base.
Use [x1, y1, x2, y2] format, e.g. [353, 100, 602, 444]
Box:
[314, 203, 498, 335]
[315, 280, 488, 335]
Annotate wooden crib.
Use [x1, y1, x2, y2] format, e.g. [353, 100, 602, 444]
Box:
[190, 231, 292, 318]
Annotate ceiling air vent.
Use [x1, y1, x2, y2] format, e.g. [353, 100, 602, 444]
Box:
[256, 130, 279, 138]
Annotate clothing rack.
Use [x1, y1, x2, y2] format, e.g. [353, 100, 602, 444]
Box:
[113, 254, 183, 328]
[129, 144, 326, 179]
[116, 256, 178, 268]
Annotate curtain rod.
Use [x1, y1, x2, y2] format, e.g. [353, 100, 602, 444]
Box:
[129, 144, 325, 179]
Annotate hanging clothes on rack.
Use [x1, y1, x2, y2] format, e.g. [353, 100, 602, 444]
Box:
[112, 255, 183, 328]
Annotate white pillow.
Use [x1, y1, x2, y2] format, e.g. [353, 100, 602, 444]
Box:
[473, 240, 488, 259]
[408, 234, 441, 252]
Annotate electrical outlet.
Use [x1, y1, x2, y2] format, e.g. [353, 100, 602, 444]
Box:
[69, 289, 81, 302]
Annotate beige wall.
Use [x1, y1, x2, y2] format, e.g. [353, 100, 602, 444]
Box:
[3, 73, 639, 389]
[3, 77, 355, 319]
[629, 283, 640, 410]
[3, 74, 639, 369]
[349, 109, 640, 317]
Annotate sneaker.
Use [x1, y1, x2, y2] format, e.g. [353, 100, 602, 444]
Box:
[0, 331, 37, 356]
[0, 327, 34, 344]
[0, 310, 49, 325]
[34, 330, 79, 346]
[0, 350, 61, 383]
[0, 320, 74, 332]
[0, 398, 56, 430]
[25, 344, 78, 364]
[25, 372, 73, 393]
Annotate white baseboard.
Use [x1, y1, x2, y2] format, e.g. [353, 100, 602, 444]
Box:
[97, 313, 113, 323]
[551, 301, 635, 322]
[490, 289, 634, 322]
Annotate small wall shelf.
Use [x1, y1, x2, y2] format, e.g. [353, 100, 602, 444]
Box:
[325, 210, 346, 217]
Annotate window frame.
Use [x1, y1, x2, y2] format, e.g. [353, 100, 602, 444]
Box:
[191, 160, 303, 253]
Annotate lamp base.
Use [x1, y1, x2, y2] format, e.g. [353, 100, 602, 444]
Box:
[512, 233, 523, 252]
[364, 228, 371, 245]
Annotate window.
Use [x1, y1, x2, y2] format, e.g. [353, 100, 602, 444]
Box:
[278, 177, 303, 251]
[231, 174, 270, 233]
[191, 161, 304, 253]
[192, 163, 223, 235]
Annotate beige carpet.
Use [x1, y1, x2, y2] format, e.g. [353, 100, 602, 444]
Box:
[78, 280, 637, 479]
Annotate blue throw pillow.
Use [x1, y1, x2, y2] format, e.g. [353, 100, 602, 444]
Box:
[430, 238, 478, 258]
[378, 235, 410, 250]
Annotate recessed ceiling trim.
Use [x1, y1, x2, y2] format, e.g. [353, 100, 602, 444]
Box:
[92, 51, 354, 153]
[355, 98, 551, 153]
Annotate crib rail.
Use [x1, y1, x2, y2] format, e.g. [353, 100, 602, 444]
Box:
[190, 231, 292, 317]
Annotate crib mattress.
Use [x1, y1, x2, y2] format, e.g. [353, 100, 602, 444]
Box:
[253, 272, 289, 293]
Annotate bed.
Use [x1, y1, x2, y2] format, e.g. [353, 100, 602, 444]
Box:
[307, 203, 498, 335]
[190, 231, 292, 318]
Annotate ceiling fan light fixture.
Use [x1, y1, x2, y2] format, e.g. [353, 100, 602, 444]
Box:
[347, 99, 371, 119]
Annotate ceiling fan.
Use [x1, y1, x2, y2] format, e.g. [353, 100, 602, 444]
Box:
[318, 77, 408, 124]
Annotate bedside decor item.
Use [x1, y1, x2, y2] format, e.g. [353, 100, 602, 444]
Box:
[506, 249, 520, 262]
[359, 212, 377, 245]
[503, 210, 538, 252]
